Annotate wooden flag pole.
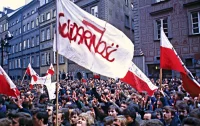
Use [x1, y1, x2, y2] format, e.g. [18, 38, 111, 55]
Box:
[55, 0, 59, 126]
[160, 19, 164, 90]
[20, 70, 27, 86]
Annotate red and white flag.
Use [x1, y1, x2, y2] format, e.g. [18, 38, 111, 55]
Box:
[30, 74, 51, 85]
[121, 62, 158, 96]
[47, 64, 54, 75]
[160, 28, 200, 97]
[0, 66, 20, 97]
[55, 0, 134, 78]
[26, 63, 38, 81]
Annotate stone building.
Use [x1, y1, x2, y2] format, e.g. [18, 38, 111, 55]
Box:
[133, 0, 200, 78]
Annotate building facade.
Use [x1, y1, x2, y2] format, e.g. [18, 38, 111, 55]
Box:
[133, 0, 200, 78]
[0, 8, 14, 73]
[38, 0, 68, 81]
[8, 0, 40, 80]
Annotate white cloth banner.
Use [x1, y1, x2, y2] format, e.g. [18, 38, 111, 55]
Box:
[45, 82, 56, 100]
[30, 74, 51, 85]
[55, 0, 134, 78]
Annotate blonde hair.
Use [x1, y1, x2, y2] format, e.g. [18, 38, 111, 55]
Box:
[116, 115, 127, 126]
[79, 112, 94, 126]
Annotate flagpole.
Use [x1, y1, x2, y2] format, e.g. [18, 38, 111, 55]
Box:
[160, 19, 164, 90]
[20, 70, 27, 86]
[56, 0, 59, 125]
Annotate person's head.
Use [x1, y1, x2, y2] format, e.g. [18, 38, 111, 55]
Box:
[143, 111, 153, 120]
[120, 101, 128, 112]
[76, 112, 94, 126]
[0, 118, 12, 126]
[112, 115, 127, 126]
[39, 94, 48, 103]
[131, 94, 138, 103]
[177, 102, 189, 121]
[189, 108, 200, 119]
[34, 112, 48, 126]
[175, 91, 184, 100]
[182, 117, 200, 126]
[140, 119, 164, 126]
[155, 108, 163, 119]
[46, 105, 54, 116]
[69, 109, 80, 125]
[19, 117, 33, 126]
[123, 107, 136, 124]
[103, 116, 114, 126]
[108, 105, 118, 117]
[53, 111, 64, 126]
[162, 106, 175, 122]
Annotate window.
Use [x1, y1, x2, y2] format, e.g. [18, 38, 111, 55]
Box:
[91, 6, 98, 17]
[19, 43, 22, 51]
[16, 29, 18, 36]
[185, 58, 193, 67]
[125, 15, 130, 28]
[27, 39, 30, 48]
[15, 59, 18, 69]
[16, 44, 18, 52]
[59, 55, 64, 63]
[36, 55, 39, 67]
[41, 14, 45, 22]
[23, 25, 26, 32]
[32, 37, 35, 47]
[36, 17, 39, 26]
[16, 19, 19, 23]
[53, 9, 56, 18]
[12, 45, 15, 53]
[18, 59, 21, 68]
[19, 28, 21, 34]
[23, 58, 26, 68]
[27, 57, 30, 65]
[31, 56, 34, 66]
[36, 35, 39, 45]
[131, 3, 134, 10]
[41, 30, 45, 41]
[27, 23, 30, 31]
[23, 40, 26, 49]
[31, 10, 35, 14]
[46, 52, 50, 65]
[191, 12, 200, 34]
[155, 18, 168, 39]
[47, 28, 50, 40]
[46, 12, 51, 20]
[155, 0, 166, 3]
[53, 52, 57, 64]
[41, 54, 46, 65]
[125, 0, 128, 6]
[9, 61, 12, 69]
[31, 21, 34, 29]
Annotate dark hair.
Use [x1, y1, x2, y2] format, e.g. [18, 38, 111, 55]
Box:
[19, 117, 33, 126]
[36, 112, 48, 125]
[182, 117, 200, 126]
[189, 108, 200, 119]
[177, 102, 189, 113]
[141, 119, 164, 126]
[123, 107, 136, 120]
[103, 116, 114, 125]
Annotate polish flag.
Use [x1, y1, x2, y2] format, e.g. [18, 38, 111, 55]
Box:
[0, 66, 20, 97]
[47, 64, 54, 75]
[121, 62, 158, 96]
[26, 63, 38, 81]
[160, 27, 200, 97]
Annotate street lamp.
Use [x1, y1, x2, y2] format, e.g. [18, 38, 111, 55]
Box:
[0, 31, 13, 67]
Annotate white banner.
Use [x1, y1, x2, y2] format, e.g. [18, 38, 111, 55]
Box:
[30, 74, 51, 85]
[55, 0, 134, 78]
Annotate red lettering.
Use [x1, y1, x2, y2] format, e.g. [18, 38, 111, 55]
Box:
[58, 13, 119, 62]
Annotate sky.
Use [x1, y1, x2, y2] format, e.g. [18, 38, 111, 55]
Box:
[0, 0, 26, 11]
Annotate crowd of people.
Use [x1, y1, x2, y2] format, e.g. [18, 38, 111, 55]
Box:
[0, 76, 200, 126]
